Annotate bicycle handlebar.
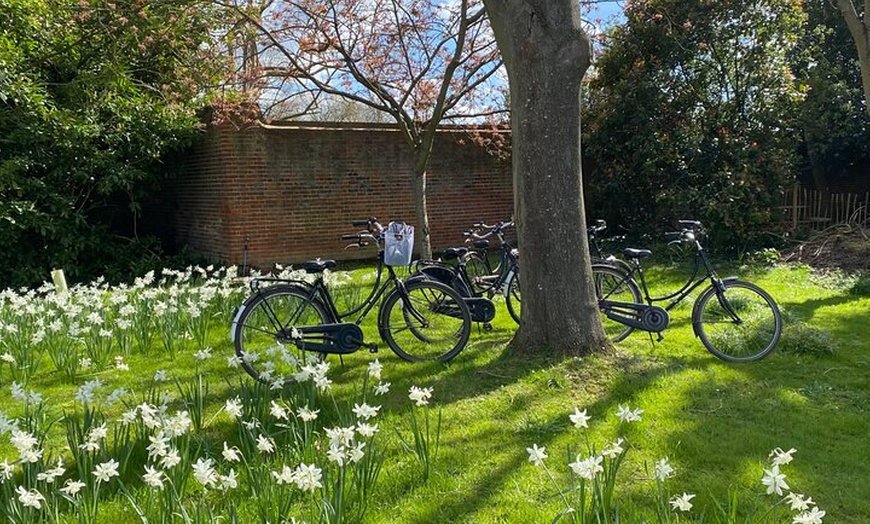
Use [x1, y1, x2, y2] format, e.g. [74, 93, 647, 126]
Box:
[351, 217, 378, 228]
[665, 220, 704, 243]
[343, 217, 383, 248]
[587, 219, 607, 234]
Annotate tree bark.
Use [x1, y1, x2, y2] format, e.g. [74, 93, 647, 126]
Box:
[835, 0, 870, 117]
[482, 0, 608, 355]
[411, 165, 433, 260]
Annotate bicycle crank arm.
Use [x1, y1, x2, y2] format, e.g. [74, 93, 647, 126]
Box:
[600, 301, 670, 333]
[292, 323, 365, 354]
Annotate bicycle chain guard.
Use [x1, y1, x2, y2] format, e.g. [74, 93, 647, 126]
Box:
[601, 301, 670, 333]
[292, 323, 364, 354]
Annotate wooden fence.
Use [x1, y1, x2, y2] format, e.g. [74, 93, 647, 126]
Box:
[783, 184, 870, 230]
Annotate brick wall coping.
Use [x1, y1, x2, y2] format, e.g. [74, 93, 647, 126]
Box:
[250, 120, 512, 134]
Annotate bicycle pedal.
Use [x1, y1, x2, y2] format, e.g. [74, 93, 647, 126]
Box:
[482, 322, 493, 332]
[368, 344, 378, 353]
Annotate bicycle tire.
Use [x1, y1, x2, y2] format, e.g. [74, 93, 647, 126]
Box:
[505, 269, 521, 325]
[465, 252, 496, 295]
[378, 279, 471, 362]
[692, 279, 782, 362]
[232, 285, 329, 385]
[592, 264, 643, 343]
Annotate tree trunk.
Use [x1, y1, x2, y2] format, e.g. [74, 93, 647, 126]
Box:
[410, 165, 433, 260]
[835, 0, 870, 118]
[482, 0, 608, 355]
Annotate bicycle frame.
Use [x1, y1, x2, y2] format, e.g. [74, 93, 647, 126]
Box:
[267, 251, 405, 327]
[626, 241, 721, 312]
[597, 229, 744, 336]
[467, 223, 518, 296]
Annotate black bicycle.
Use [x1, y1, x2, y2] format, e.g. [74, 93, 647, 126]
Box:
[231, 218, 472, 385]
[594, 220, 782, 362]
[587, 219, 632, 275]
[460, 221, 522, 324]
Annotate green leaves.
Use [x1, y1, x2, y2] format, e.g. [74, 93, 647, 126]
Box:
[584, 0, 807, 248]
[0, 0, 228, 288]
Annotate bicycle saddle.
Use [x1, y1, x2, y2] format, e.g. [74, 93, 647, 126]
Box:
[623, 248, 652, 259]
[303, 259, 337, 273]
[473, 240, 490, 249]
[442, 247, 469, 260]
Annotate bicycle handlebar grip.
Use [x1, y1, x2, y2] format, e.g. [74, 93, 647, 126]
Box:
[678, 219, 702, 230]
[351, 219, 370, 227]
[341, 234, 359, 240]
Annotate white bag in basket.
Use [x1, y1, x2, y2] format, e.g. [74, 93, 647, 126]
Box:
[384, 222, 414, 266]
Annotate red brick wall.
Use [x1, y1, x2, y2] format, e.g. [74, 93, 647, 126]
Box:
[167, 122, 513, 269]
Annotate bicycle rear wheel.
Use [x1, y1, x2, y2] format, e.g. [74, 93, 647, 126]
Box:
[592, 264, 643, 343]
[378, 279, 471, 362]
[693, 280, 781, 362]
[232, 285, 329, 385]
[505, 270, 521, 324]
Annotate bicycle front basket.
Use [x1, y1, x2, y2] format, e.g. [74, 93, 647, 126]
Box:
[384, 222, 415, 266]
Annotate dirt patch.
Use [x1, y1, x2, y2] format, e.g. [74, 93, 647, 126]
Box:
[782, 224, 870, 273]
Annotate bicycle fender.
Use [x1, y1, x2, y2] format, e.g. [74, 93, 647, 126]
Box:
[691, 276, 740, 338]
[231, 282, 321, 344]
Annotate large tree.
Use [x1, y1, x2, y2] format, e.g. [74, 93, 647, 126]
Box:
[797, 0, 870, 193]
[834, 0, 870, 116]
[222, 0, 503, 258]
[481, 0, 608, 355]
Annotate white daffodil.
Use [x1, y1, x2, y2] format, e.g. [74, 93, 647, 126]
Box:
[569, 454, 604, 480]
[793, 506, 825, 524]
[569, 407, 590, 429]
[92, 459, 120, 483]
[142, 466, 165, 490]
[409, 386, 433, 406]
[15, 486, 45, 509]
[60, 479, 86, 496]
[670, 493, 696, 512]
[192, 458, 217, 488]
[602, 438, 625, 459]
[368, 359, 383, 380]
[256, 434, 275, 454]
[297, 406, 319, 422]
[294, 463, 323, 493]
[654, 458, 675, 481]
[352, 403, 380, 420]
[526, 444, 548, 467]
[616, 404, 643, 423]
[222, 442, 242, 462]
[761, 464, 789, 496]
[272, 465, 296, 485]
[270, 401, 289, 420]
[770, 447, 797, 467]
[374, 381, 391, 395]
[225, 397, 243, 419]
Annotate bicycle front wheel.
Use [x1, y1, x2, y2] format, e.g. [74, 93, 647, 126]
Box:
[592, 264, 643, 343]
[465, 252, 495, 295]
[232, 285, 329, 385]
[692, 280, 782, 362]
[378, 280, 471, 362]
[505, 269, 521, 325]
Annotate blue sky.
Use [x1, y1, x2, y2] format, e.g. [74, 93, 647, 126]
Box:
[588, 0, 625, 25]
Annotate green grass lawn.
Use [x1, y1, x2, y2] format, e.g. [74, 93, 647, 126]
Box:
[0, 262, 867, 523]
